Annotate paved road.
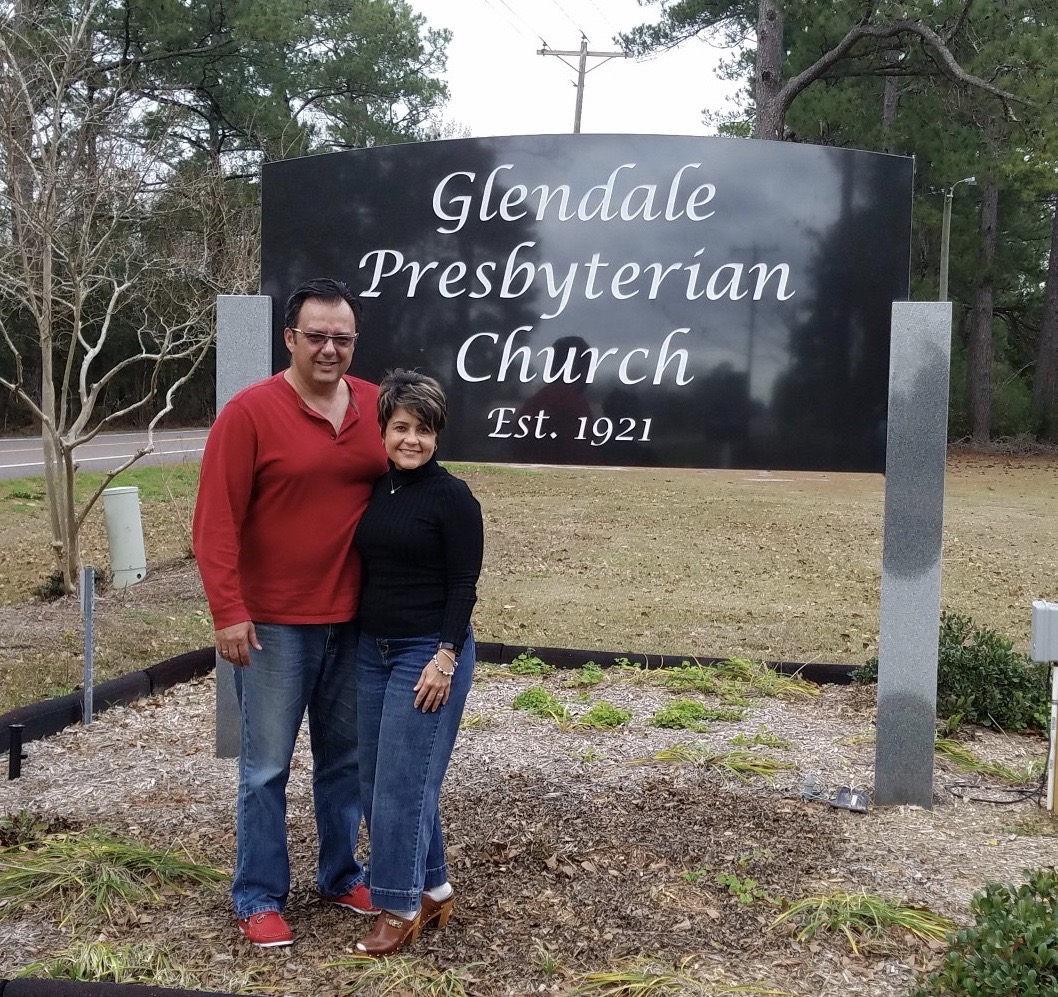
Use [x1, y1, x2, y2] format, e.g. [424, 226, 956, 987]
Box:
[0, 428, 209, 480]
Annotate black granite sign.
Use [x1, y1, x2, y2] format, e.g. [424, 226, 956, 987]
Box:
[262, 135, 912, 471]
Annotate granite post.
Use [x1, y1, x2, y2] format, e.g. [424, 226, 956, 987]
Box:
[214, 296, 272, 758]
[874, 301, 952, 807]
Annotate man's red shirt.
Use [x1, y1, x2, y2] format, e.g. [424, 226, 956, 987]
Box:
[193, 373, 387, 630]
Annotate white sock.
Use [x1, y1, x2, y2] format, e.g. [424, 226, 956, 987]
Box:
[384, 906, 419, 921]
[425, 882, 453, 902]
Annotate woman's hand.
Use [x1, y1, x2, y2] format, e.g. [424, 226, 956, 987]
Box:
[414, 655, 453, 713]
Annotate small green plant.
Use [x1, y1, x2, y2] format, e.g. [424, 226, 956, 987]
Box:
[715, 872, 774, 906]
[771, 890, 954, 955]
[0, 809, 59, 847]
[680, 868, 709, 884]
[0, 828, 226, 925]
[912, 869, 1058, 996]
[459, 711, 493, 730]
[512, 687, 570, 723]
[935, 737, 1045, 783]
[648, 699, 714, 731]
[532, 938, 560, 977]
[577, 701, 631, 729]
[854, 612, 1049, 733]
[508, 650, 553, 676]
[564, 660, 606, 688]
[729, 726, 792, 749]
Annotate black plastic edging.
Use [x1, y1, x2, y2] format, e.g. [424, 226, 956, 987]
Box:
[0, 648, 215, 755]
[476, 642, 855, 685]
[2, 979, 232, 997]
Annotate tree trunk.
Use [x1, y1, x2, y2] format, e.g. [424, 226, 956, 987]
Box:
[966, 176, 999, 445]
[1031, 198, 1058, 437]
[754, 0, 785, 140]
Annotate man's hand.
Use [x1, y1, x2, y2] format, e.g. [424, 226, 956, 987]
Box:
[215, 622, 261, 668]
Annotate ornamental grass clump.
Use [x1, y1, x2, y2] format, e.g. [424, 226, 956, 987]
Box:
[0, 828, 225, 925]
[770, 890, 954, 956]
[911, 869, 1058, 997]
[18, 941, 202, 988]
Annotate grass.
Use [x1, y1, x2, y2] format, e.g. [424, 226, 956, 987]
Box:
[1, 452, 1056, 714]
[325, 954, 479, 996]
[16, 940, 263, 991]
[729, 726, 793, 749]
[0, 828, 226, 925]
[770, 890, 955, 955]
[646, 744, 795, 783]
[935, 737, 1046, 783]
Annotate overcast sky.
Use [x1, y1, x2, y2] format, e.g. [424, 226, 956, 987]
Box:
[409, 0, 741, 138]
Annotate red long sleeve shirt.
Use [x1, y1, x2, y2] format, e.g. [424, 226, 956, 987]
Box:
[193, 373, 388, 630]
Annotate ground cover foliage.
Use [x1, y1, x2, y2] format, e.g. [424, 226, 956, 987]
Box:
[0, 448, 1057, 994]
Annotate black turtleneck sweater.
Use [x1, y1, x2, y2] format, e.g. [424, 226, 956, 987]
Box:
[354, 457, 483, 649]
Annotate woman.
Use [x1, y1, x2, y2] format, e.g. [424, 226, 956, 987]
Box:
[353, 369, 484, 956]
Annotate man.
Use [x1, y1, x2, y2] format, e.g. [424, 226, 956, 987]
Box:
[193, 278, 388, 948]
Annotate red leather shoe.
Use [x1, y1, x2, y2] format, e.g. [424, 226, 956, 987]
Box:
[355, 911, 421, 956]
[319, 883, 378, 915]
[238, 911, 293, 947]
[420, 891, 455, 930]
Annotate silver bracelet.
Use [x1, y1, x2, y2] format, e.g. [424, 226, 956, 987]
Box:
[431, 656, 455, 677]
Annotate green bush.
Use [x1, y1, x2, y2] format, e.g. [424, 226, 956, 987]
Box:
[912, 869, 1058, 997]
[852, 612, 1049, 733]
[511, 687, 569, 722]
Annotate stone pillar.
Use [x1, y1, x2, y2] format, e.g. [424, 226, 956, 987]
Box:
[214, 295, 273, 758]
[874, 301, 952, 807]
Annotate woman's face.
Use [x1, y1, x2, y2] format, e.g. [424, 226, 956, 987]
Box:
[384, 406, 438, 470]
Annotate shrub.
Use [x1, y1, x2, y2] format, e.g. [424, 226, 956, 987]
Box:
[507, 651, 552, 675]
[649, 699, 713, 731]
[511, 687, 569, 722]
[852, 612, 1049, 732]
[576, 701, 631, 729]
[912, 869, 1058, 997]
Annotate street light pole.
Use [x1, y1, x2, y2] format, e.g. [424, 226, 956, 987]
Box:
[938, 175, 976, 301]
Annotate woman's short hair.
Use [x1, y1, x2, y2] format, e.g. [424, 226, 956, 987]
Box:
[377, 369, 447, 434]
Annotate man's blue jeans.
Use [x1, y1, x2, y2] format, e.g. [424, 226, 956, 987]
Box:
[357, 630, 475, 911]
[232, 621, 363, 918]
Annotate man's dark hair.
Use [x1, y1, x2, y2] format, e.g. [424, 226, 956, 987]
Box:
[283, 278, 363, 331]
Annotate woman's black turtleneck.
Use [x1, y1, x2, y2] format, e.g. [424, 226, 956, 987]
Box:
[354, 456, 483, 649]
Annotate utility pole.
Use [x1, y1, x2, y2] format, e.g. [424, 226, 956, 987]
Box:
[538, 36, 628, 134]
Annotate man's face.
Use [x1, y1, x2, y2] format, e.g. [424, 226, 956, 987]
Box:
[284, 297, 358, 391]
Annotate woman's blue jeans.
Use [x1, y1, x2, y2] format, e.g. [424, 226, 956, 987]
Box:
[232, 621, 363, 918]
[357, 629, 475, 910]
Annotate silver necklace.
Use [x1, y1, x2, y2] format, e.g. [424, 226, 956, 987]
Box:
[389, 473, 403, 495]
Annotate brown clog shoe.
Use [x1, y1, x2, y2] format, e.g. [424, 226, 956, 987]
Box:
[420, 891, 455, 930]
[355, 910, 421, 956]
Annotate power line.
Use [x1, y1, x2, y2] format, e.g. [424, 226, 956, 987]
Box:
[476, 0, 549, 46]
[544, 0, 588, 38]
